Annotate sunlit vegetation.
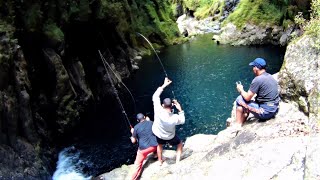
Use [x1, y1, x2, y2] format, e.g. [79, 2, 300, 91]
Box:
[182, 0, 225, 19]
[224, 0, 310, 28]
[295, 0, 320, 48]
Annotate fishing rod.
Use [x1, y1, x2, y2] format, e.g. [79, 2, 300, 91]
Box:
[98, 50, 137, 114]
[137, 33, 177, 99]
[136, 33, 168, 77]
[98, 51, 133, 130]
[96, 30, 138, 116]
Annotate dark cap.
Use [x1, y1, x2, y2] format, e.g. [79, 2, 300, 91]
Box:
[163, 98, 172, 108]
[249, 58, 267, 69]
[136, 113, 144, 121]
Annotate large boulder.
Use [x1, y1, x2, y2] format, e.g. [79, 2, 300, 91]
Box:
[278, 35, 320, 123]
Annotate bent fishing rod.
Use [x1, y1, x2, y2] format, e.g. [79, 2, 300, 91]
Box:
[98, 50, 133, 130]
[137, 33, 176, 99]
[136, 33, 168, 78]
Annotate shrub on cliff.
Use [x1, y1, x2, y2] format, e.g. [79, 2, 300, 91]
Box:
[295, 0, 320, 48]
[183, 0, 225, 19]
[225, 0, 310, 28]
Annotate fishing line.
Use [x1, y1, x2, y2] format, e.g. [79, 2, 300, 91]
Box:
[98, 51, 133, 130]
[96, 30, 137, 115]
[98, 50, 137, 114]
[137, 33, 177, 99]
[136, 33, 168, 77]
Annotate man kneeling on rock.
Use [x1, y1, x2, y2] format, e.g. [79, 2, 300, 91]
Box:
[152, 77, 185, 165]
[235, 57, 280, 128]
[130, 113, 158, 180]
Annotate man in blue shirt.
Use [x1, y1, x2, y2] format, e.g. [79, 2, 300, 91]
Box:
[130, 113, 158, 180]
[235, 58, 280, 127]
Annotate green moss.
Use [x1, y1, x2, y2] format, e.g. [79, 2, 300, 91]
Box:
[43, 22, 64, 42]
[224, 0, 283, 28]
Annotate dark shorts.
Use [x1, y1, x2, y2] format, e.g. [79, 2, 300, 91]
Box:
[156, 135, 181, 146]
[236, 95, 279, 120]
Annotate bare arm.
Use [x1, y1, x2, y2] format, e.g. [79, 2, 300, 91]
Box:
[237, 84, 255, 101]
[172, 99, 185, 125]
[152, 78, 172, 111]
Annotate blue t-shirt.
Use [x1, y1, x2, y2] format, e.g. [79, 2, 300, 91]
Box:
[249, 72, 280, 104]
[133, 121, 158, 150]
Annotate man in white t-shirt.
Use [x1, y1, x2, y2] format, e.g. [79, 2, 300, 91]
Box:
[152, 77, 185, 164]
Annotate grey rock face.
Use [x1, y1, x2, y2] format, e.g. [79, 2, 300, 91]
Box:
[0, 29, 51, 178]
[278, 35, 320, 121]
[213, 23, 285, 46]
[98, 100, 319, 180]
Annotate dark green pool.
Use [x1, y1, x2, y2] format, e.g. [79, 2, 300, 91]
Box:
[127, 34, 285, 139]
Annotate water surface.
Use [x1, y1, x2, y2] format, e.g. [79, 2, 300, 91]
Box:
[127, 34, 284, 139]
[54, 33, 285, 179]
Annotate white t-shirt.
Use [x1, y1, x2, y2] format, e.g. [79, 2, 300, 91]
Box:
[152, 87, 185, 140]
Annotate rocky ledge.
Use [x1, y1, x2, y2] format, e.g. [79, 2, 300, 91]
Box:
[96, 100, 319, 180]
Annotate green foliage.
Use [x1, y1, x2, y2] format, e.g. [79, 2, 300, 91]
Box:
[224, 0, 283, 28]
[286, 5, 299, 19]
[171, 3, 179, 17]
[183, 0, 212, 10]
[99, 1, 131, 33]
[130, 0, 182, 47]
[43, 22, 64, 42]
[145, 2, 160, 22]
[304, 0, 320, 48]
[183, 0, 223, 19]
[294, 0, 320, 47]
[282, 19, 295, 29]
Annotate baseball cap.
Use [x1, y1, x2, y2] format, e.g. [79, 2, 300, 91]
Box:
[249, 58, 267, 69]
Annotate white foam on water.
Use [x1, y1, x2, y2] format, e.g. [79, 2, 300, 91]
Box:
[53, 146, 92, 180]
